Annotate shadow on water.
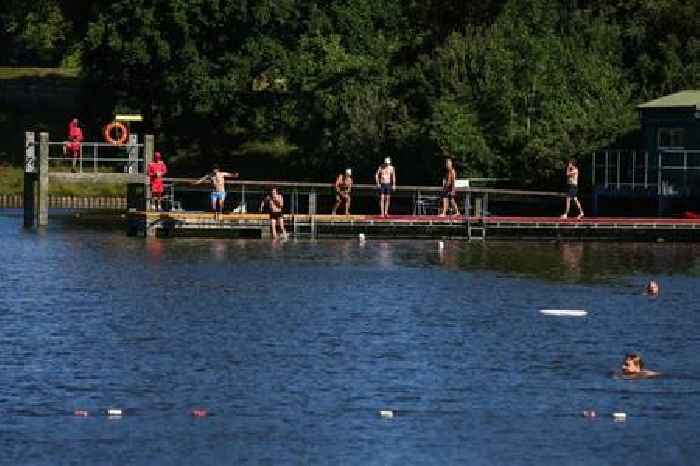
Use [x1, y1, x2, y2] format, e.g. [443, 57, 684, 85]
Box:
[446, 241, 700, 284]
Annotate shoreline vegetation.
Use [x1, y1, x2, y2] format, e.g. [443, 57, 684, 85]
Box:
[1, 1, 698, 187]
[0, 166, 126, 197]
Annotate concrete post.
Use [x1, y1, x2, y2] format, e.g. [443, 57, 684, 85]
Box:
[38, 132, 49, 226]
[143, 134, 154, 211]
[23, 132, 37, 228]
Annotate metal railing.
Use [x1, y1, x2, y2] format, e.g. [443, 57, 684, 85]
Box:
[159, 178, 566, 217]
[658, 150, 700, 196]
[46, 140, 145, 174]
[592, 150, 652, 191]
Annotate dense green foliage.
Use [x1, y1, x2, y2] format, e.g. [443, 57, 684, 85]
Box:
[2, 0, 698, 185]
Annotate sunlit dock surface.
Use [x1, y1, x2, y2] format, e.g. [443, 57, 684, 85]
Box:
[127, 211, 700, 240]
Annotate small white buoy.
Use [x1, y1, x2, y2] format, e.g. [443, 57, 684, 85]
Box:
[106, 408, 123, 417]
[379, 409, 395, 418]
[539, 309, 588, 317]
[613, 412, 627, 422]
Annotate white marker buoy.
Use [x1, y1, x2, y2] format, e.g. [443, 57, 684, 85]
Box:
[539, 309, 588, 317]
[379, 409, 395, 418]
[106, 408, 123, 417]
[613, 412, 627, 422]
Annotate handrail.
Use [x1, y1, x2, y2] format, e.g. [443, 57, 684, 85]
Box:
[164, 177, 566, 197]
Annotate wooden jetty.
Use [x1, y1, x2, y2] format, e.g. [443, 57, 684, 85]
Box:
[126, 211, 700, 241]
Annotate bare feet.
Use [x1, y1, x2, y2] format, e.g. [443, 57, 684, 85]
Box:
[577, 213, 584, 220]
[560, 214, 568, 219]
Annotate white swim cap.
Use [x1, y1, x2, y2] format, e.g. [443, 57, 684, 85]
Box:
[384, 157, 391, 165]
[346, 168, 352, 175]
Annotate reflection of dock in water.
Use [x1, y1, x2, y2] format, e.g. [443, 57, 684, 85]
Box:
[126, 212, 700, 241]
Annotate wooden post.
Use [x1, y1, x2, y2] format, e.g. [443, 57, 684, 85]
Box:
[23, 132, 37, 228]
[143, 134, 154, 211]
[38, 132, 49, 227]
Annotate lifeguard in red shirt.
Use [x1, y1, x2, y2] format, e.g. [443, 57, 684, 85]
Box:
[147, 152, 167, 210]
[64, 118, 84, 171]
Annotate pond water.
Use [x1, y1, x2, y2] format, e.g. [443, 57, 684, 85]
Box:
[1, 210, 700, 465]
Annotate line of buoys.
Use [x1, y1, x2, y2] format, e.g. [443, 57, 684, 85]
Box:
[73, 408, 213, 418]
[582, 410, 627, 422]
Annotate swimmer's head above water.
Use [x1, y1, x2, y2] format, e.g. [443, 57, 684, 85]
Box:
[646, 280, 659, 296]
[622, 353, 644, 374]
[621, 353, 659, 378]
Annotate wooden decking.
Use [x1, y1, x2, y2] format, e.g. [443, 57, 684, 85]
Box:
[126, 211, 700, 240]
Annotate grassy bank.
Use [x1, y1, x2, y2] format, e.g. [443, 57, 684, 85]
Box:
[0, 67, 79, 80]
[0, 166, 127, 196]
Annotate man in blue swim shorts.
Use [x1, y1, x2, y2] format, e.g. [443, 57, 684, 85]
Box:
[195, 165, 239, 218]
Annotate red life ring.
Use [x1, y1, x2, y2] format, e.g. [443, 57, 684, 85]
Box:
[104, 121, 128, 145]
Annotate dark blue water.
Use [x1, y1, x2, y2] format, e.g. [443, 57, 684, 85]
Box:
[1, 211, 700, 465]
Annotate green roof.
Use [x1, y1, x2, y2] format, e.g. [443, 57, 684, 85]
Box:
[637, 90, 700, 110]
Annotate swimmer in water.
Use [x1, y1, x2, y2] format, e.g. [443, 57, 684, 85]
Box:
[620, 353, 659, 378]
[646, 280, 659, 296]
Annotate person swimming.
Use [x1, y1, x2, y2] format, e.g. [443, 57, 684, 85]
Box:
[646, 280, 659, 296]
[619, 353, 659, 378]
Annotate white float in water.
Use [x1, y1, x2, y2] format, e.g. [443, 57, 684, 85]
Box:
[106, 408, 123, 417]
[539, 309, 588, 317]
[613, 412, 627, 422]
[379, 410, 395, 418]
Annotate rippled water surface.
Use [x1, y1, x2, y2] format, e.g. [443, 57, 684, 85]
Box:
[1, 211, 700, 465]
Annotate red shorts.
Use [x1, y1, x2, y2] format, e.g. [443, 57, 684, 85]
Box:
[65, 141, 80, 157]
[151, 179, 164, 196]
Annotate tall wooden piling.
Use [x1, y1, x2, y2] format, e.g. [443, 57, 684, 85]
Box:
[23, 132, 37, 228]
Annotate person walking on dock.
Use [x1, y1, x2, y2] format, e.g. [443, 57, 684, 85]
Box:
[332, 169, 353, 215]
[561, 159, 584, 220]
[439, 158, 460, 217]
[375, 157, 396, 217]
[195, 166, 239, 218]
[147, 152, 167, 211]
[260, 187, 287, 239]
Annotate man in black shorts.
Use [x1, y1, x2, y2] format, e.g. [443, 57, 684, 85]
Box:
[561, 159, 584, 219]
[260, 187, 287, 239]
[439, 157, 460, 216]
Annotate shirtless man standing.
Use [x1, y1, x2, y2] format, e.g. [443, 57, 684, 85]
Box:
[332, 169, 353, 215]
[260, 187, 287, 239]
[561, 159, 584, 219]
[375, 157, 396, 217]
[195, 165, 239, 218]
[439, 158, 460, 217]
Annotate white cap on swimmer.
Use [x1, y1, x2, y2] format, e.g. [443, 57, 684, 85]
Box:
[346, 168, 352, 175]
[384, 157, 391, 165]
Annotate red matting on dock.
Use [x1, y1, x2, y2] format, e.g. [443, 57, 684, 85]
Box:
[363, 215, 700, 225]
[483, 216, 700, 226]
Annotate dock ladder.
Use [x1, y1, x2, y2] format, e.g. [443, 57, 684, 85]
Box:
[292, 215, 317, 238]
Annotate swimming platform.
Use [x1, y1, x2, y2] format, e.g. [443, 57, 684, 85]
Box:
[126, 212, 700, 240]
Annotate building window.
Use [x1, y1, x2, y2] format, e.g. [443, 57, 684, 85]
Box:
[657, 128, 685, 148]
